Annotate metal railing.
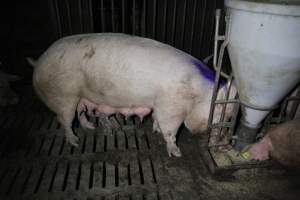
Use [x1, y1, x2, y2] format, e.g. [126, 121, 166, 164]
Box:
[204, 9, 300, 173]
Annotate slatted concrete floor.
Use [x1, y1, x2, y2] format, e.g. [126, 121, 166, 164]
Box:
[0, 86, 201, 200]
[1, 85, 300, 200]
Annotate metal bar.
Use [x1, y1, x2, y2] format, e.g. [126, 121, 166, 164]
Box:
[206, 0, 217, 59]
[122, 0, 125, 32]
[198, 0, 207, 58]
[111, 0, 116, 32]
[101, 0, 105, 32]
[188, 0, 197, 54]
[213, 156, 274, 172]
[213, 9, 221, 70]
[217, 11, 230, 71]
[162, 0, 167, 42]
[214, 99, 239, 104]
[208, 142, 231, 148]
[213, 9, 230, 79]
[276, 92, 300, 123]
[210, 122, 234, 129]
[288, 86, 300, 119]
[171, 0, 177, 45]
[240, 100, 278, 111]
[286, 96, 300, 101]
[152, 0, 157, 38]
[88, 0, 94, 32]
[54, 0, 62, 37]
[180, 0, 187, 48]
[66, 0, 73, 34]
[277, 98, 289, 123]
[78, 0, 83, 33]
[141, 0, 146, 37]
[220, 75, 233, 122]
[207, 9, 231, 133]
[216, 74, 234, 137]
[132, 0, 136, 35]
[227, 98, 240, 139]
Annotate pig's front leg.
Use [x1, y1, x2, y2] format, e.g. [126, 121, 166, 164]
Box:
[154, 106, 184, 157]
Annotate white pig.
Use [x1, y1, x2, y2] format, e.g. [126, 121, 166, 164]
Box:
[27, 33, 235, 157]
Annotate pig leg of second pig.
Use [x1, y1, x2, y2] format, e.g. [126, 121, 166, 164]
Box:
[55, 97, 80, 146]
[154, 108, 184, 157]
[77, 100, 96, 129]
[77, 111, 96, 129]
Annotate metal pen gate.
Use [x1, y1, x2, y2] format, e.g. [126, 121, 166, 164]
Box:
[49, 0, 224, 61]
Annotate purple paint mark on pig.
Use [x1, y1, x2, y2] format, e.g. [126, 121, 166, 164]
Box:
[191, 59, 226, 85]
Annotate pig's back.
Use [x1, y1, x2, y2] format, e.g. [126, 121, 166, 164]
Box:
[81, 34, 202, 103]
[35, 33, 207, 106]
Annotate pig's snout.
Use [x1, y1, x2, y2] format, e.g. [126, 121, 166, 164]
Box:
[248, 136, 273, 161]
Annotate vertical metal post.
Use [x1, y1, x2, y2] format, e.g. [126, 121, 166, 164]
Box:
[288, 86, 300, 119]
[132, 0, 136, 35]
[88, 0, 94, 32]
[152, 0, 157, 39]
[207, 9, 231, 134]
[188, 0, 197, 54]
[53, 0, 62, 37]
[111, 0, 116, 32]
[171, 0, 177, 46]
[78, 0, 83, 33]
[65, 0, 73, 34]
[122, 0, 126, 33]
[101, 0, 105, 32]
[141, 0, 146, 37]
[213, 9, 221, 70]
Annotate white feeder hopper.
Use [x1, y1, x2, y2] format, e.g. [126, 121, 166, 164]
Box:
[225, 0, 300, 150]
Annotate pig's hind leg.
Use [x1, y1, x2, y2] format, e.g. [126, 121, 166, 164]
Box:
[53, 96, 80, 146]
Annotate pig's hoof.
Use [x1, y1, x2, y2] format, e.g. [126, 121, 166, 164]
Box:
[66, 135, 79, 147]
[167, 145, 182, 157]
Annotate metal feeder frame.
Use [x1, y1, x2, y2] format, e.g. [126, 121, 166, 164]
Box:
[202, 9, 300, 174]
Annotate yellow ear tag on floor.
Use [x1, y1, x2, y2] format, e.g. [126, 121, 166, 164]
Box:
[241, 151, 251, 160]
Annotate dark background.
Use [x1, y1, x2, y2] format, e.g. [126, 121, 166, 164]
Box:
[0, 0, 224, 81]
